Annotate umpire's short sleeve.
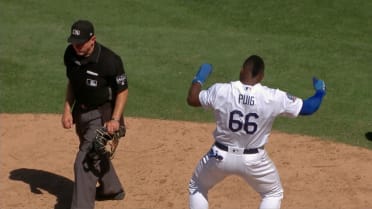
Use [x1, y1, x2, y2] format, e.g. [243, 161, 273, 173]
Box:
[113, 55, 128, 92]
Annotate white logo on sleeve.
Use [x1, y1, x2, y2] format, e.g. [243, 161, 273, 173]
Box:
[286, 93, 297, 102]
[116, 74, 127, 85]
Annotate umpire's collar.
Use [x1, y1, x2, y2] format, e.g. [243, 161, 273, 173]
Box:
[79, 42, 101, 65]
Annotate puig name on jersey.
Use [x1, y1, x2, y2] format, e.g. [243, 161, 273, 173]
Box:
[238, 94, 254, 106]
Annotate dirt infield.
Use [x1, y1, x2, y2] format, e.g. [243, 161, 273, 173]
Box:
[1, 113, 372, 209]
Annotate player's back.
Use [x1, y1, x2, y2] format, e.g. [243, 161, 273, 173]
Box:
[199, 81, 302, 148]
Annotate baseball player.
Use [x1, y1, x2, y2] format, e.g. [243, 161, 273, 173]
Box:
[186, 55, 326, 209]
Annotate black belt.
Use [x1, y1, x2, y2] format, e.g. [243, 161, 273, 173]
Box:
[77, 104, 99, 112]
[214, 141, 259, 154]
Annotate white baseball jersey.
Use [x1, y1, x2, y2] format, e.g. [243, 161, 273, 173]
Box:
[189, 81, 304, 209]
[199, 81, 303, 148]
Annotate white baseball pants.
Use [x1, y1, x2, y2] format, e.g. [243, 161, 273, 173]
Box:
[189, 145, 283, 209]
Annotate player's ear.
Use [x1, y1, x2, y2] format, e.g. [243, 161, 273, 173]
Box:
[239, 67, 245, 80]
[254, 70, 264, 83]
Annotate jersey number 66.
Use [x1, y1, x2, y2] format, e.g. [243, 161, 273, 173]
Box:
[229, 110, 259, 134]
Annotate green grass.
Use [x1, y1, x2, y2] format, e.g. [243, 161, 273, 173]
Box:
[1, 0, 372, 148]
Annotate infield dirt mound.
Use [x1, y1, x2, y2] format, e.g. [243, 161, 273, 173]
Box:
[1, 113, 372, 209]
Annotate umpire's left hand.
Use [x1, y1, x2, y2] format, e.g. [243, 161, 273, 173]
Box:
[105, 120, 120, 134]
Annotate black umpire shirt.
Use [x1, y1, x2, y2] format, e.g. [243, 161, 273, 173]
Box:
[64, 43, 128, 108]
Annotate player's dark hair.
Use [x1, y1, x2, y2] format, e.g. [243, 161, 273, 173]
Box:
[243, 55, 265, 77]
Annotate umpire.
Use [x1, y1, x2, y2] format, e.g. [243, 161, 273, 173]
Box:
[61, 20, 128, 209]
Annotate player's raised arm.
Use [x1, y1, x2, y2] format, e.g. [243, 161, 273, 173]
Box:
[187, 63, 213, 107]
[299, 77, 326, 115]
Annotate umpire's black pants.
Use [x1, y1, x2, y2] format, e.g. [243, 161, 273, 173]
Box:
[71, 109, 123, 209]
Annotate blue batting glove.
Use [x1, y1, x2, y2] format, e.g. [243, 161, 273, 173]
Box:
[312, 77, 326, 93]
[192, 63, 213, 85]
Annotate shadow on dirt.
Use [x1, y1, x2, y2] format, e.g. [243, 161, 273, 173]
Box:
[9, 168, 73, 209]
[365, 132, 372, 141]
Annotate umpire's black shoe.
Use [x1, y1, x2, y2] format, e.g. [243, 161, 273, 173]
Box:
[96, 189, 125, 201]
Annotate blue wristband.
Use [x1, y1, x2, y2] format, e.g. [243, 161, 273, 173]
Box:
[192, 63, 213, 85]
[313, 77, 326, 93]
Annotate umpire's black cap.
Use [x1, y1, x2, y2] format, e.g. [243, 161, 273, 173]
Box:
[67, 20, 94, 44]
